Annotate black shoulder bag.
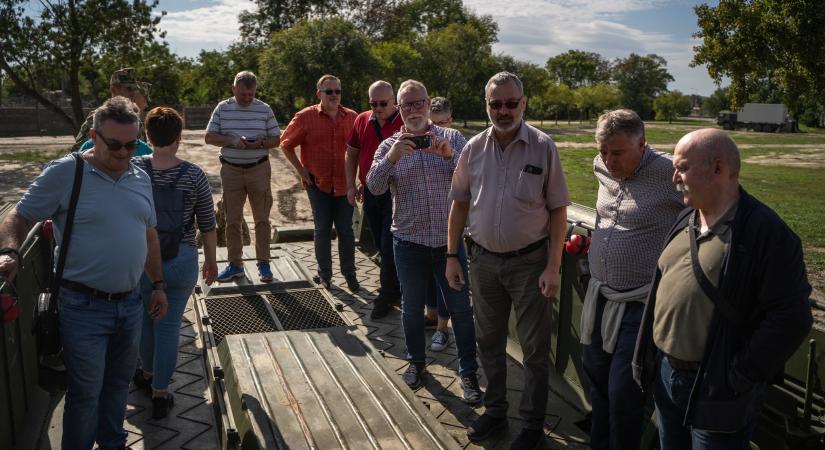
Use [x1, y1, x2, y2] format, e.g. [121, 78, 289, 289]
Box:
[684, 212, 760, 432]
[144, 157, 192, 260]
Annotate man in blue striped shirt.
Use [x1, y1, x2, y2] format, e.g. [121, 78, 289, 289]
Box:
[205, 71, 281, 283]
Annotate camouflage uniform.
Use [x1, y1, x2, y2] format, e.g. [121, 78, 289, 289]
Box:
[70, 68, 151, 152]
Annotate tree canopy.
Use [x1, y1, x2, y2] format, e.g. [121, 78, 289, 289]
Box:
[612, 53, 674, 120]
[545, 50, 610, 88]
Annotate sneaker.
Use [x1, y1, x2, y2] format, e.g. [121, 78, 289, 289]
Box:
[344, 273, 361, 292]
[257, 262, 273, 282]
[216, 263, 245, 282]
[132, 368, 152, 395]
[152, 393, 174, 420]
[460, 373, 482, 405]
[430, 330, 450, 351]
[402, 363, 425, 389]
[467, 413, 508, 442]
[370, 296, 392, 320]
[509, 428, 545, 450]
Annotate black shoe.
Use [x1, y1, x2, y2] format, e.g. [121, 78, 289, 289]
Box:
[509, 428, 545, 450]
[467, 413, 508, 442]
[370, 296, 392, 320]
[402, 363, 425, 389]
[318, 276, 332, 290]
[344, 273, 360, 292]
[132, 368, 152, 395]
[460, 373, 482, 405]
[152, 393, 174, 420]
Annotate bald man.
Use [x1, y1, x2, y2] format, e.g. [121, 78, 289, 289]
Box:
[632, 129, 812, 449]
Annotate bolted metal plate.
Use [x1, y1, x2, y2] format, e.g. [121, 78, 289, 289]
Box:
[203, 295, 279, 346]
[264, 290, 346, 331]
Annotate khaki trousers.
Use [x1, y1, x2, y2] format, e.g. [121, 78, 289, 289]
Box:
[220, 160, 272, 265]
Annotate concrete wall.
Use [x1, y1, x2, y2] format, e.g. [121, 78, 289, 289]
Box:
[183, 106, 215, 130]
[0, 107, 93, 136]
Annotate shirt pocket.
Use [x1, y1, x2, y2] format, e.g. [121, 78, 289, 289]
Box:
[514, 169, 544, 203]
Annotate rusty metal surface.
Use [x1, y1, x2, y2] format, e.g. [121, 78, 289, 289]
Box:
[218, 327, 460, 450]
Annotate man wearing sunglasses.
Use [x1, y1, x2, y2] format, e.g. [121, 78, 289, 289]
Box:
[205, 71, 282, 284]
[71, 67, 151, 153]
[0, 96, 167, 449]
[446, 72, 570, 449]
[366, 79, 481, 405]
[281, 74, 360, 292]
[345, 80, 403, 318]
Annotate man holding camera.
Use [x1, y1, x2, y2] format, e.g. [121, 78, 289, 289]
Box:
[446, 72, 569, 449]
[281, 75, 360, 292]
[205, 71, 281, 283]
[366, 80, 481, 404]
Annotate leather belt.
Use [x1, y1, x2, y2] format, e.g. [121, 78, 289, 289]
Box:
[219, 156, 268, 169]
[469, 238, 547, 258]
[666, 354, 700, 371]
[60, 279, 132, 302]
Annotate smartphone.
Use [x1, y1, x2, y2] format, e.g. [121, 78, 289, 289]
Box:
[406, 135, 432, 149]
[242, 136, 258, 144]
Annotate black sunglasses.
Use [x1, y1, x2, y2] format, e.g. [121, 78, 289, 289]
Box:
[96, 130, 138, 152]
[369, 100, 390, 108]
[322, 89, 342, 95]
[487, 97, 523, 110]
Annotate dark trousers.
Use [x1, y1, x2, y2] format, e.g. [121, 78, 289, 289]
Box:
[306, 184, 355, 280]
[469, 242, 552, 430]
[363, 189, 400, 299]
[582, 295, 645, 450]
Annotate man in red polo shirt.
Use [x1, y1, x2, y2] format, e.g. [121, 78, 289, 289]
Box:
[281, 74, 360, 291]
[345, 80, 404, 319]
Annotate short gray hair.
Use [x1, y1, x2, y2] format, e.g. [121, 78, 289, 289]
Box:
[92, 96, 140, 132]
[595, 109, 645, 144]
[368, 80, 393, 97]
[485, 72, 523, 97]
[317, 74, 341, 90]
[430, 97, 451, 115]
[397, 79, 428, 102]
[233, 71, 257, 87]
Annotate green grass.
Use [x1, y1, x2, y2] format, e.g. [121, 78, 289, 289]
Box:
[0, 150, 63, 163]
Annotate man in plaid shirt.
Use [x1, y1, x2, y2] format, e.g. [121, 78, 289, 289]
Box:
[366, 80, 481, 404]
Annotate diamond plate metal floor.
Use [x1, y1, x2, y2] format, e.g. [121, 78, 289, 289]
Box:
[37, 241, 589, 449]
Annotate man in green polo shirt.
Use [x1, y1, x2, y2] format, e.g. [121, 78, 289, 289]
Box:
[633, 128, 812, 449]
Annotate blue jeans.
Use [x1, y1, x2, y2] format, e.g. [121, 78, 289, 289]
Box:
[59, 285, 142, 450]
[654, 353, 762, 450]
[139, 243, 199, 390]
[363, 189, 400, 299]
[582, 297, 645, 450]
[393, 238, 477, 375]
[307, 184, 355, 280]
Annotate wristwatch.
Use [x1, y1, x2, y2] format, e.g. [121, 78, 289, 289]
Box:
[0, 248, 20, 258]
[152, 280, 167, 291]
[445, 252, 459, 259]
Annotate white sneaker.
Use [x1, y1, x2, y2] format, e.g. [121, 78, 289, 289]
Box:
[430, 330, 450, 352]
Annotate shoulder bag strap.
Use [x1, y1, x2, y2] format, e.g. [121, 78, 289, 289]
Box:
[370, 116, 384, 142]
[688, 212, 741, 329]
[49, 152, 85, 309]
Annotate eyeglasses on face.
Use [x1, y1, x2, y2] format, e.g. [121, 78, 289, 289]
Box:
[369, 100, 390, 108]
[322, 89, 342, 95]
[95, 130, 138, 152]
[432, 118, 452, 127]
[487, 97, 523, 110]
[400, 99, 427, 113]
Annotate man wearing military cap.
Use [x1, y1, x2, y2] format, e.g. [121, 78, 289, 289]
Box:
[70, 67, 151, 153]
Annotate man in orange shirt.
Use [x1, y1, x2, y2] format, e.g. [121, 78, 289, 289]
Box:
[281, 75, 360, 291]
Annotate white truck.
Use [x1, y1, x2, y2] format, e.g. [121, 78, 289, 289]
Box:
[717, 103, 798, 132]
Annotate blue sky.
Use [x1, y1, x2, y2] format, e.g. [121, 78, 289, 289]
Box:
[157, 0, 721, 95]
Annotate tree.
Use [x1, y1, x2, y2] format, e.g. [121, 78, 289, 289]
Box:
[573, 84, 620, 122]
[702, 87, 730, 117]
[0, 0, 165, 132]
[692, 1, 825, 117]
[371, 41, 423, 89]
[545, 50, 610, 88]
[494, 55, 552, 120]
[543, 83, 575, 124]
[612, 53, 673, 120]
[259, 18, 377, 114]
[381, 0, 497, 44]
[654, 90, 691, 123]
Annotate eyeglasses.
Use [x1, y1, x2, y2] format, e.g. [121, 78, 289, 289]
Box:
[369, 100, 390, 108]
[95, 130, 138, 152]
[432, 119, 452, 127]
[400, 99, 427, 113]
[487, 97, 523, 110]
[322, 89, 342, 95]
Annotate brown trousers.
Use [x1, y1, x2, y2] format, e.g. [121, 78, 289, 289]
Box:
[220, 160, 272, 265]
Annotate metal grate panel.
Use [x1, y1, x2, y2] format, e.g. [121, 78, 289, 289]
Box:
[265, 290, 346, 331]
[204, 295, 279, 345]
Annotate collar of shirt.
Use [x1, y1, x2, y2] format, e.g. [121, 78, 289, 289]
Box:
[313, 103, 351, 118]
[370, 109, 399, 125]
[483, 120, 530, 150]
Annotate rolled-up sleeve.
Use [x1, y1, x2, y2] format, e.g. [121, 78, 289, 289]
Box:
[450, 145, 471, 202]
[544, 140, 571, 210]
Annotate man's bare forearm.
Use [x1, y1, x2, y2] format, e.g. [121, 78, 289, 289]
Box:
[144, 228, 163, 282]
[345, 146, 360, 189]
[0, 209, 35, 249]
[447, 200, 470, 253]
[282, 148, 304, 171]
[546, 206, 567, 271]
[204, 132, 237, 147]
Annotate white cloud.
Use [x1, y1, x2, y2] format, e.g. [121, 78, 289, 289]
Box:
[158, 0, 250, 46]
